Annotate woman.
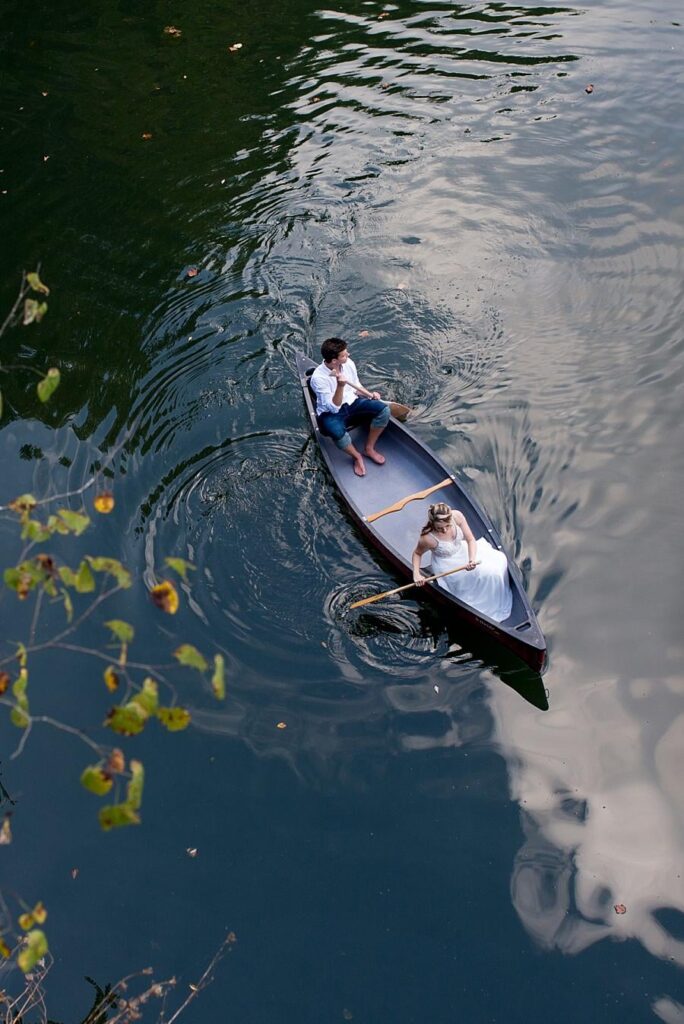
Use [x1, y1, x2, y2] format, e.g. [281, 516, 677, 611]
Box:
[411, 502, 513, 622]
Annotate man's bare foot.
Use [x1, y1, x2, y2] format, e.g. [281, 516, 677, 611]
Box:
[353, 459, 366, 477]
[364, 448, 385, 465]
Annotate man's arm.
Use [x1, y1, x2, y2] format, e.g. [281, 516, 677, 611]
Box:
[310, 370, 345, 414]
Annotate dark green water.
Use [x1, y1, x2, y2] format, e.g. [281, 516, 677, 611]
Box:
[2, 0, 684, 1020]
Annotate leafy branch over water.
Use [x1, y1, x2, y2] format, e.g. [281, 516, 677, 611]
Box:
[0, 273, 227, 983]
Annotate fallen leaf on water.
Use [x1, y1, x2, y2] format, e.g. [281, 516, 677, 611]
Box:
[187, 267, 198, 278]
[276, 721, 287, 729]
[94, 491, 115, 514]
[164, 25, 182, 36]
[585, 83, 594, 94]
[41, 91, 48, 97]
[142, 131, 153, 141]
[228, 42, 243, 52]
[228, 931, 237, 943]
[189, 983, 198, 992]
[358, 330, 370, 337]
[614, 903, 627, 914]
[186, 847, 198, 857]
[71, 867, 79, 880]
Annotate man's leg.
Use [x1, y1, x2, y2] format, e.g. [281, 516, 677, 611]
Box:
[318, 409, 367, 476]
[347, 399, 390, 465]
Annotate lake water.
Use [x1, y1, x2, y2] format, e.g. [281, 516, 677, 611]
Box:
[1, 0, 683, 1020]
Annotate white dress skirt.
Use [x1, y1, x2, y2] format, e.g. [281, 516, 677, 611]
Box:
[428, 526, 513, 622]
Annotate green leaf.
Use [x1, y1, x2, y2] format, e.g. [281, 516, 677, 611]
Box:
[126, 759, 144, 811]
[86, 556, 132, 589]
[173, 644, 207, 672]
[99, 803, 140, 831]
[62, 588, 73, 623]
[10, 706, 29, 728]
[13, 668, 28, 706]
[80, 764, 113, 796]
[24, 519, 51, 542]
[26, 271, 50, 295]
[37, 367, 60, 402]
[211, 654, 225, 700]
[8, 494, 37, 514]
[104, 703, 148, 736]
[47, 513, 70, 535]
[57, 508, 90, 536]
[17, 929, 48, 974]
[23, 298, 45, 325]
[58, 565, 77, 587]
[130, 677, 158, 715]
[75, 560, 96, 593]
[104, 619, 134, 644]
[17, 643, 27, 668]
[164, 557, 196, 582]
[157, 706, 191, 731]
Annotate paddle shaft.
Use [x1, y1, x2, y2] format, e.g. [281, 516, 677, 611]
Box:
[344, 380, 411, 420]
[349, 561, 480, 610]
[366, 477, 453, 523]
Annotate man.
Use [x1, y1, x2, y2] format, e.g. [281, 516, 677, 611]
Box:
[310, 337, 390, 477]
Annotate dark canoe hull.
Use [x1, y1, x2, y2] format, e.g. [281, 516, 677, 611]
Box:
[296, 352, 548, 674]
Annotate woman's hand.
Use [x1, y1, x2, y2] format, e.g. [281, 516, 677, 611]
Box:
[413, 573, 426, 586]
[465, 560, 477, 571]
[370, 390, 382, 400]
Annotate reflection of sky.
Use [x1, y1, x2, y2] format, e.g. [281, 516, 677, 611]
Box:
[490, 654, 684, 981]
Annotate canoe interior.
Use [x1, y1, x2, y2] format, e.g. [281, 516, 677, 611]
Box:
[295, 352, 547, 671]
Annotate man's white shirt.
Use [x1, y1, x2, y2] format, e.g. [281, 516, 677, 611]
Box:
[310, 358, 362, 415]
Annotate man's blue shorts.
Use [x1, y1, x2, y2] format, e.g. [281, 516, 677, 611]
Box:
[317, 398, 390, 450]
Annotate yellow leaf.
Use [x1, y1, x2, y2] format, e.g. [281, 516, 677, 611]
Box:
[94, 492, 115, 514]
[0, 816, 12, 845]
[18, 912, 34, 931]
[31, 902, 47, 925]
[0, 937, 11, 957]
[150, 580, 179, 614]
[104, 666, 119, 692]
[276, 721, 287, 730]
[211, 654, 225, 700]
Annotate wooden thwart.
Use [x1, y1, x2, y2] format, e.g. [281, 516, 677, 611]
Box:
[365, 477, 453, 523]
[349, 561, 480, 610]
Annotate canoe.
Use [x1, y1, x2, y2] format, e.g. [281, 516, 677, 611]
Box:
[295, 351, 548, 674]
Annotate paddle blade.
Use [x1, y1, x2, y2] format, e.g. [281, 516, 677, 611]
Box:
[389, 401, 411, 422]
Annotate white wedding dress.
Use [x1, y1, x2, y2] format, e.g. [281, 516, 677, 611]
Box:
[428, 524, 513, 622]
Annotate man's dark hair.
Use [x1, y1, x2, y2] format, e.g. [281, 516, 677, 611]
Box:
[321, 337, 347, 363]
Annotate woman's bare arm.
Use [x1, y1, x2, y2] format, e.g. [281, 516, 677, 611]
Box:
[453, 511, 478, 568]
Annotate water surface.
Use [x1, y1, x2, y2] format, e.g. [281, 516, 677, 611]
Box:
[1, 0, 683, 1019]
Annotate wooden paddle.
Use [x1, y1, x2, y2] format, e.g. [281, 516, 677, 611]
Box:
[365, 477, 453, 523]
[349, 561, 480, 610]
[344, 381, 411, 422]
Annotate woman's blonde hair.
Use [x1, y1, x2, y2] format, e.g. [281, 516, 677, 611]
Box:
[420, 502, 452, 536]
